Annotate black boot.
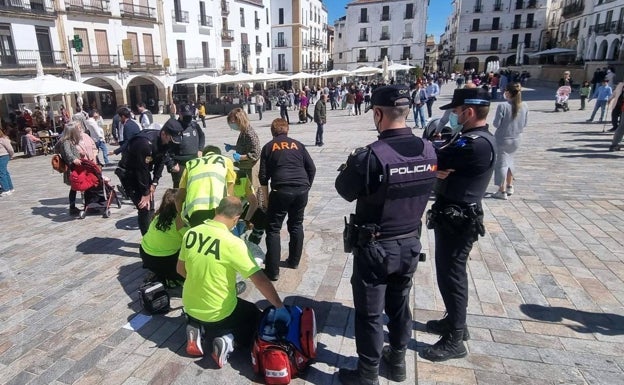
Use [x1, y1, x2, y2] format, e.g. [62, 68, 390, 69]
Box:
[425, 316, 470, 341]
[609, 145, 621, 152]
[422, 329, 467, 362]
[338, 361, 379, 385]
[381, 345, 406, 382]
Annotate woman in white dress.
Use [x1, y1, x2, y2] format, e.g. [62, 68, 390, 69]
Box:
[492, 82, 528, 200]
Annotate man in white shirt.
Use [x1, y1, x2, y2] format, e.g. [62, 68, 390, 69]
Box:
[425, 78, 441, 118]
[137, 102, 153, 130]
[86, 109, 110, 165]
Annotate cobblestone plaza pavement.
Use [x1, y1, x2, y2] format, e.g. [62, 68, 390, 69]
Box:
[1, 84, 624, 385]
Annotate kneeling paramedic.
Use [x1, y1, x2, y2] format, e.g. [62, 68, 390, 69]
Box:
[177, 196, 290, 368]
[335, 85, 437, 385]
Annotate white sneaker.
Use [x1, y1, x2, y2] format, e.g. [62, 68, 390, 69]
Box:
[212, 333, 234, 368]
[492, 191, 508, 200]
[0, 190, 13, 196]
[506, 185, 514, 196]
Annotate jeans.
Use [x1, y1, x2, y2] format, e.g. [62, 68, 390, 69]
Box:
[96, 140, 109, 164]
[315, 122, 324, 145]
[264, 188, 309, 277]
[412, 104, 426, 128]
[0, 155, 13, 191]
[590, 100, 607, 121]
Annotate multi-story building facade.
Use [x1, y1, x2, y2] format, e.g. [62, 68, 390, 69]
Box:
[0, 1, 65, 114]
[332, 0, 428, 71]
[166, 0, 272, 102]
[270, 0, 329, 74]
[446, 0, 552, 72]
[557, 0, 624, 63]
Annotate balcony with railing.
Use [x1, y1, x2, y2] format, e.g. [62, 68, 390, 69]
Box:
[469, 44, 502, 52]
[311, 38, 323, 46]
[401, 54, 412, 60]
[198, 14, 213, 27]
[357, 55, 368, 62]
[471, 24, 502, 32]
[589, 21, 624, 36]
[275, 39, 288, 47]
[359, 15, 368, 23]
[569, 26, 580, 39]
[515, 0, 524, 9]
[255, 18, 260, 29]
[241, 44, 250, 56]
[507, 41, 536, 50]
[74, 54, 119, 69]
[221, 0, 229, 15]
[404, 11, 413, 19]
[0, 0, 55, 17]
[562, 2, 584, 17]
[358, 33, 368, 42]
[380, 32, 390, 40]
[67, 0, 110, 15]
[221, 29, 234, 41]
[403, 31, 413, 39]
[310, 61, 324, 71]
[474, 5, 482, 12]
[178, 57, 216, 70]
[255, 43, 262, 53]
[511, 21, 538, 29]
[0, 50, 65, 70]
[127, 55, 162, 69]
[493, 2, 503, 11]
[222, 60, 237, 73]
[276, 64, 288, 72]
[527, 0, 537, 8]
[380, 13, 390, 21]
[377, 56, 391, 61]
[120, 2, 156, 21]
[172, 10, 189, 23]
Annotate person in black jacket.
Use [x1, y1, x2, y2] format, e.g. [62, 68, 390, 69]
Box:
[170, 103, 205, 187]
[335, 85, 437, 385]
[258, 118, 316, 281]
[112, 106, 141, 155]
[116, 118, 183, 235]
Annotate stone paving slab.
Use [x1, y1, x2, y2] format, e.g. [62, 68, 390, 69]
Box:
[1, 83, 624, 384]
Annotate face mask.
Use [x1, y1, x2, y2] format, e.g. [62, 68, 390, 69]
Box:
[448, 112, 464, 134]
[228, 122, 239, 131]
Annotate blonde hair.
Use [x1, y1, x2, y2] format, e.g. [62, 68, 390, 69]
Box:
[61, 122, 82, 144]
[227, 108, 251, 131]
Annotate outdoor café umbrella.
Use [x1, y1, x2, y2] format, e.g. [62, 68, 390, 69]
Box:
[14, 74, 110, 95]
[319, 69, 351, 78]
[176, 74, 217, 85]
[287, 72, 319, 80]
[0, 78, 35, 95]
[387, 62, 414, 71]
[528, 48, 576, 57]
[352, 66, 383, 75]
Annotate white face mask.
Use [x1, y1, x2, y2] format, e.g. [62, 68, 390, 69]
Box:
[448, 111, 465, 134]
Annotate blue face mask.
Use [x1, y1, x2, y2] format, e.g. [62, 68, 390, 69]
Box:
[228, 122, 239, 131]
[448, 112, 463, 134]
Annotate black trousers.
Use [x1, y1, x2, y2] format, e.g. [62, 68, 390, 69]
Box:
[351, 236, 420, 366]
[119, 175, 154, 235]
[280, 108, 289, 123]
[264, 188, 309, 277]
[611, 107, 621, 130]
[187, 298, 261, 348]
[433, 224, 477, 330]
[139, 245, 185, 281]
[426, 98, 435, 118]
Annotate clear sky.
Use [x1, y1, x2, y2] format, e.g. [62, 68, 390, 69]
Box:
[325, 0, 453, 40]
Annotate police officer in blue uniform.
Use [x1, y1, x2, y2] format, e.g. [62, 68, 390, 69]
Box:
[422, 87, 497, 361]
[335, 85, 437, 385]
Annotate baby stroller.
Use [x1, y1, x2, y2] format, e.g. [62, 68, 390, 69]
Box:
[69, 159, 121, 219]
[555, 85, 571, 112]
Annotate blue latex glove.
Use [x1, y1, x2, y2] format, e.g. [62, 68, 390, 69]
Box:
[273, 307, 291, 327]
[224, 143, 234, 152]
[232, 152, 241, 162]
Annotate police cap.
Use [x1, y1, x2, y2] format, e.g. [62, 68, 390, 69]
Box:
[162, 118, 184, 144]
[439, 87, 491, 110]
[179, 103, 193, 116]
[365, 85, 411, 113]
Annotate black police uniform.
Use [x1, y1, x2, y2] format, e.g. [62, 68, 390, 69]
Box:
[432, 126, 495, 328]
[335, 126, 437, 368]
[258, 134, 316, 279]
[171, 119, 205, 188]
[116, 121, 180, 234]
